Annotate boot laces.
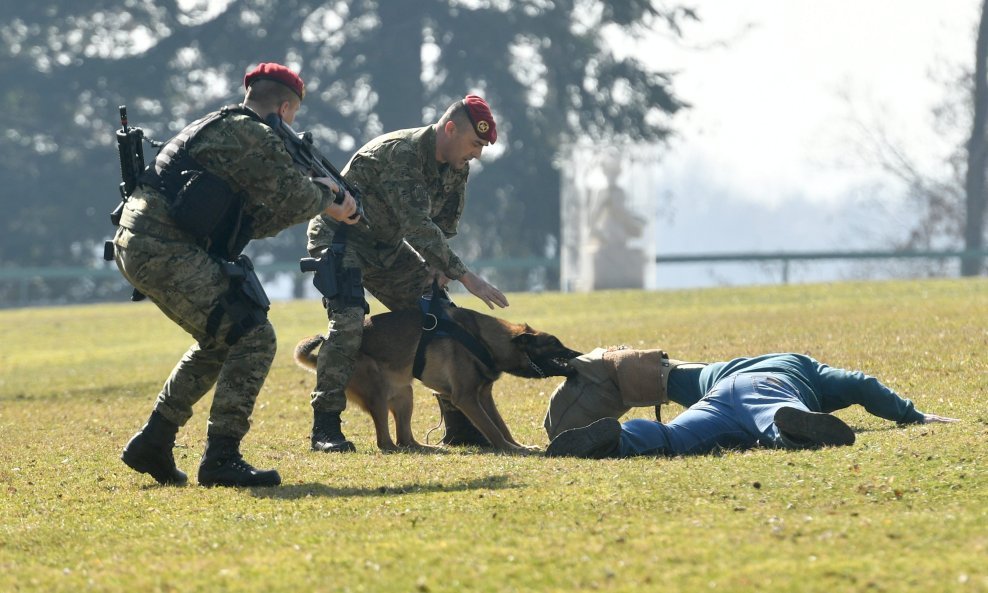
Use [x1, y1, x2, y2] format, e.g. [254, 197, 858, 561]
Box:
[227, 456, 256, 474]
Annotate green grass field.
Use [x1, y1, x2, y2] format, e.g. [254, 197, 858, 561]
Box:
[1, 279, 986, 592]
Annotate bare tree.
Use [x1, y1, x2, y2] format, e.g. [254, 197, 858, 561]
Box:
[849, 2, 987, 276]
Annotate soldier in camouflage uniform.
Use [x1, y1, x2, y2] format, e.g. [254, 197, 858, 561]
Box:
[115, 63, 360, 487]
[305, 95, 507, 452]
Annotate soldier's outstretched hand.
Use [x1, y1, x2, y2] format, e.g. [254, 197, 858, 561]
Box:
[922, 413, 960, 424]
[460, 271, 509, 309]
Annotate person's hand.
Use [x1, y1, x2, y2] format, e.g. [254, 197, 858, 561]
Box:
[922, 413, 960, 424]
[323, 192, 360, 224]
[312, 176, 340, 196]
[429, 268, 452, 290]
[313, 177, 361, 225]
[459, 271, 508, 309]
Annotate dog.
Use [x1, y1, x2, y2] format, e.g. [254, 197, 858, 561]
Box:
[294, 307, 582, 453]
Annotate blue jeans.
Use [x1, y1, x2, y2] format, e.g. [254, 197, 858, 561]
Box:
[619, 374, 810, 457]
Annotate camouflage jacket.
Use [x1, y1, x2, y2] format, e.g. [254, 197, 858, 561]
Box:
[121, 108, 334, 242]
[308, 125, 470, 279]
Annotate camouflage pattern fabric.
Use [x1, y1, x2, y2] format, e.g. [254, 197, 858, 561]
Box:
[114, 109, 335, 439]
[309, 306, 363, 413]
[308, 245, 434, 413]
[305, 125, 471, 412]
[308, 124, 470, 280]
[122, 110, 335, 239]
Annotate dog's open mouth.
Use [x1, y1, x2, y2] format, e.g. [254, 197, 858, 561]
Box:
[533, 355, 580, 377]
[552, 356, 575, 370]
[555, 357, 579, 376]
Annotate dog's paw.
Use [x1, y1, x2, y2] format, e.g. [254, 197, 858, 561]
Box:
[399, 442, 441, 454]
[507, 443, 542, 455]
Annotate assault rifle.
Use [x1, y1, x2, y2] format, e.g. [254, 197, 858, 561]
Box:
[263, 114, 366, 223]
[109, 105, 161, 301]
[112, 105, 161, 226]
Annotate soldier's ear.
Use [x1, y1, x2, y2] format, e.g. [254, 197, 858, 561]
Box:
[443, 119, 458, 137]
[277, 99, 295, 119]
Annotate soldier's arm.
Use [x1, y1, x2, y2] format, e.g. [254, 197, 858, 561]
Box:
[192, 117, 337, 238]
[382, 146, 469, 279]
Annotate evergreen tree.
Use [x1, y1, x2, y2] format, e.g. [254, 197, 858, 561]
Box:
[0, 0, 692, 300]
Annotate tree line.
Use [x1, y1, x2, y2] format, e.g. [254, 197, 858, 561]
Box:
[1, 1, 983, 307]
[0, 0, 694, 304]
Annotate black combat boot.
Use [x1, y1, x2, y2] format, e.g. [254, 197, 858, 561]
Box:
[435, 395, 491, 447]
[197, 435, 281, 487]
[121, 410, 188, 485]
[545, 417, 622, 459]
[311, 410, 356, 453]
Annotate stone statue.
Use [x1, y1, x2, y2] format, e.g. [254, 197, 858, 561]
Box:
[587, 156, 646, 289]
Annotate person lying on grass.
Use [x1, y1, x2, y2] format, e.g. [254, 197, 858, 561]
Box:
[543, 348, 959, 459]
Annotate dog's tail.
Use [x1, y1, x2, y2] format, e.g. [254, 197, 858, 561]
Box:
[293, 335, 325, 373]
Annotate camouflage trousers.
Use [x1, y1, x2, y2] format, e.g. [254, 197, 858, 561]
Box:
[114, 227, 275, 440]
[309, 242, 434, 413]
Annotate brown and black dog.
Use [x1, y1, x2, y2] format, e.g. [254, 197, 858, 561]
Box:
[294, 307, 581, 453]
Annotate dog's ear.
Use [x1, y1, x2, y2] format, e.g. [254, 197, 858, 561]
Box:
[511, 331, 537, 346]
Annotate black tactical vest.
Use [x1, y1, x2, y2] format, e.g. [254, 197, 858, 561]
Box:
[139, 104, 264, 260]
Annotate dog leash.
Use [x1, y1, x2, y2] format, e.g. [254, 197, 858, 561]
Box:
[424, 407, 445, 445]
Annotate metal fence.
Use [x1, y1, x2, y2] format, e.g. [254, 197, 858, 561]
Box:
[0, 258, 561, 308]
[2, 250, 985, 308]
[654, 249, 988, 284]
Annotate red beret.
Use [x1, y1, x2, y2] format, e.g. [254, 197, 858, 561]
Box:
[244, 62, 305, 100]
[463, 94, 497, 144]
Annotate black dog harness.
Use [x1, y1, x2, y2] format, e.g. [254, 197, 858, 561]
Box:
[412, 281, 497, 380]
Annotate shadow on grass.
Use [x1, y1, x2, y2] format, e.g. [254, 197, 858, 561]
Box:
[250, 474, 520, 500]
[377, 445, 545, 457]
[850, 426, 900, 434]
[3, 381, 161, 402]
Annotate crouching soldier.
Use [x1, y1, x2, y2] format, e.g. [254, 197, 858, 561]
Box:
[544, 348, 958, 459]
[113, 63, 359, 486]
[303, 95, 507, 452]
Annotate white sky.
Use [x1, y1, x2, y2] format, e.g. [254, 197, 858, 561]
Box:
[631, 0, 983, 205]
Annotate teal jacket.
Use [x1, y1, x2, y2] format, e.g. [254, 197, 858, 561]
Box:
[667, 353, 924, 424]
